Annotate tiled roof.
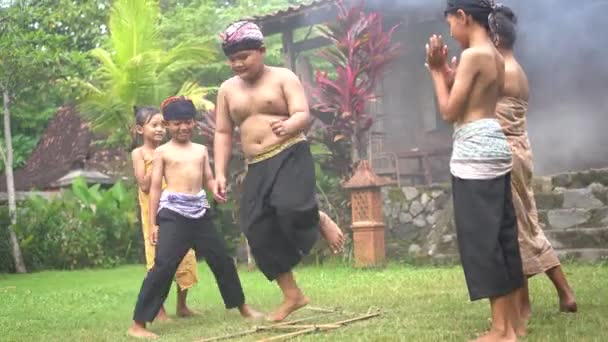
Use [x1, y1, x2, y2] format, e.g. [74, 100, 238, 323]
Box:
[249, 0, 334, 22]
[0, 106, 130, 191]
[248, 0, 337, 35]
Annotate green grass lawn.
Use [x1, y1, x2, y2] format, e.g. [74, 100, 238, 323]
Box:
[0, 262, 605, 341]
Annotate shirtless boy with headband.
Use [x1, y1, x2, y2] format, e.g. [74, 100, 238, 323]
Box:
[214, 21, 344, 322]
[128, 96, 261, 339]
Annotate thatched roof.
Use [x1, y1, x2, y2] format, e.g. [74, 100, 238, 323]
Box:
[0, 106, 130, 192]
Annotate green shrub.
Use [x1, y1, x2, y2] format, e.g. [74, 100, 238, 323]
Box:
[10, 178, 142, 271]
[0, 178, 248, 273]
[0, 207, 14, 273]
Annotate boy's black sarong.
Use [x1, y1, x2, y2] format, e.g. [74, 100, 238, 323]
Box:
[241, 140, 320, 281]
[452, 172, 524, 301]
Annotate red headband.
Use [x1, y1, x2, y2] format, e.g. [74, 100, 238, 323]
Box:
[161, 95, 191, 111]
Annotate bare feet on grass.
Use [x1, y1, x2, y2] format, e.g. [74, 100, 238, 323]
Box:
[546, 266, 577, 313]
[515, 324, 528, 338]
[319, 211, 345, 254]
[559, 290, 577, 313]
[154, 306, 171, 323]
[267, 292, 309, 322]
[239, 304, 265, 320]
[127, 322, 158, 339]
[480, 323, 527, 339]
[472, 328, 517, 342]
[176, 305, 199, 318]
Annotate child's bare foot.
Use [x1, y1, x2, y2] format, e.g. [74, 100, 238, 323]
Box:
[516, 309, 529, 337]
[515, 322, 528, 338]
[176, 305, 199, 318]
[267, 294, 309, 322]
[559, 291, 577, 313]
[127, 322, 158, 339]
[475, 320, 528, 341]
[319, 211, 345, 254]
[471, 329, 517, 342]
[238, 304, 265, 319]
[155, 306, 171, 323]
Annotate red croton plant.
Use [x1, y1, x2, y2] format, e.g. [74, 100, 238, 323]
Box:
[311, 0, 400, 167]
[197, 108, 243, 153]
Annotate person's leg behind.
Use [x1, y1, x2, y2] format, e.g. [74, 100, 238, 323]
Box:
[192, 213, 261, 318]
[174, 248, 199, 317]
[545, 265, 577, 312]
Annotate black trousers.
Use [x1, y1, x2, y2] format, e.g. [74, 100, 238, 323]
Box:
[452, 173, 524, 301]
[133, 208, 245, 323]
[241, 141, 320, 281]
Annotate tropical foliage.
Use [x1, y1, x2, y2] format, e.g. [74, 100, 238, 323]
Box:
[0, 0, 110, 172]
[311, 0, 401, 169]
[0, 0, 377, 272]
[159, 0, 300, 97]
[0, 0, 111, 272]
[78, 0, 216, 146]
[0, 178, 141, 271]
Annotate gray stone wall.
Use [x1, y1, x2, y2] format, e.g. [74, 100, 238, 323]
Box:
[381, 168, 608, 263]
[382, 184, 458, 262]
[535, 170, 608, 262]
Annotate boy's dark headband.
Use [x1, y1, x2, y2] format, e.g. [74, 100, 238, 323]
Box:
[160, 96, 196, 120]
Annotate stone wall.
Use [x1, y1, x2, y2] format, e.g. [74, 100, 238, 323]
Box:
[534, 169, 608, 262]
[382, 184, 458, 262]
[382, 168, 608, 263]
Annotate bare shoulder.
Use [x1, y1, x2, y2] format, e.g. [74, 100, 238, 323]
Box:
[219, 77, 239, 93]
[131, 147, 142, 159]
[271, 66, 299, 80]
[192, 143, 209, 155]
[505, 58, 525, 79]
[503, 58, 529, 99]
[154, 143, 169, 157]
[460, 46, 493, 63]
[504, 62, 519, 80]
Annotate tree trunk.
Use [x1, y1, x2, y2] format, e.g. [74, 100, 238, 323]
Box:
[351, 135, 360, 166]
[2, 89, 26, 273]
[351, 130, 369, 167]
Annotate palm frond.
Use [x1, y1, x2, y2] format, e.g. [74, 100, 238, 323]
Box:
[176, 81, 216, 112]
[109, 0, 160, 66]
[78, 0, 216, 145]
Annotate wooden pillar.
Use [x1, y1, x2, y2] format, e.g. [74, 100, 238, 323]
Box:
[343, 160, 387, 268]
[281, 29, 296, 72]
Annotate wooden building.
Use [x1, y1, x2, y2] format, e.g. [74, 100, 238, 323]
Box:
[251, 0, 608, 183]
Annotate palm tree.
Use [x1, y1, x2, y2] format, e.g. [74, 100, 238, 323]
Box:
[79, 0, 215, 146]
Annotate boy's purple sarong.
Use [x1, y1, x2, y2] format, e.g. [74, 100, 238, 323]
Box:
[158, 190, 209, 219]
